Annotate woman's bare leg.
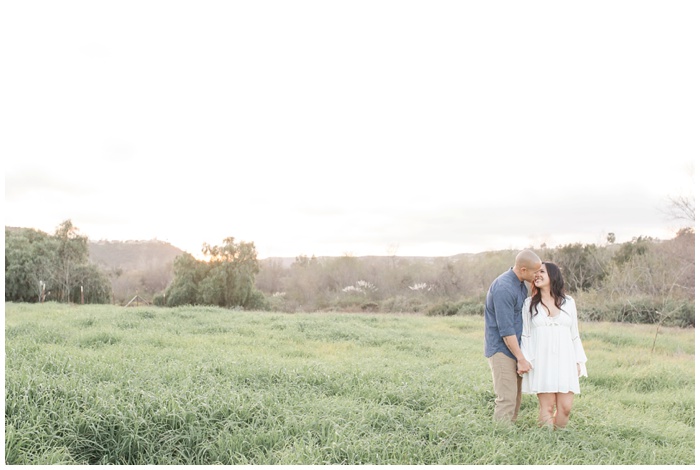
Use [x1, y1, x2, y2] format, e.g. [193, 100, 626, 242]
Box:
[554, 392, 574, 428]
[537, 393, 556, 428]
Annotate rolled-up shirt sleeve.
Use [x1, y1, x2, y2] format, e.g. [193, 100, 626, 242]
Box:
[493, 285, 517, 337]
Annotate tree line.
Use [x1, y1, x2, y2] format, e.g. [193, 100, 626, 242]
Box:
[251, 228, 694, 326]
[5, 225, 265, 309]
[5, 220, 695, 327]
[5, 221, 112, 304]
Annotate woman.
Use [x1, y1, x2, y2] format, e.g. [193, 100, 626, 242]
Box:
[521, 262, 587, 429]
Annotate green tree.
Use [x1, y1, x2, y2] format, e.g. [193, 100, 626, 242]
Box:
[612, 236, 653, 266]
[54, 220, 90, 302]
[5, 228, 58, 302]
[72, 264, 113, 303]
[201, 237, 260, 308]
[164, 254, 204, 306]
[164, 237, 262, 309]
[552, 243, 608, 292]
[5, 222, 112, 304]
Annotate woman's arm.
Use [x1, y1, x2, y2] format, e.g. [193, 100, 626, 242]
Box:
[568, 297, 588, 377]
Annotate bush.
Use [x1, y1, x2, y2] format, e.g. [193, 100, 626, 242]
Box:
[325, 294, 364, 312]
[454, 298, 485, 316]
[152, 294, 167, 307]
[617, 299, 660, 324]
[380, 296, 427, 313]
[427, 302, 459, 316]
[243, 289, 270, 311]
[575, 292, 694, 328]
[264, 293, 292, 313]
[361, 302, 379, 312]
[426, 298, 484, 317]
[675, 301, 695, 328]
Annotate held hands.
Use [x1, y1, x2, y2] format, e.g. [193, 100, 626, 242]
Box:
[517, 359, 532, 377]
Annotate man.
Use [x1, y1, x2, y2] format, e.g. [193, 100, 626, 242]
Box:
[484, 249, 542, 424]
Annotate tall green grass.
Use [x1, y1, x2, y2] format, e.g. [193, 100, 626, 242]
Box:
[5, 302, 694, 464]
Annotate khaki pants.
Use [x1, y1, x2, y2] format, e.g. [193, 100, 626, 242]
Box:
[488, 352, 522, 423]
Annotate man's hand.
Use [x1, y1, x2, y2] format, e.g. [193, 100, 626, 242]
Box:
[502, 335, 531, 376]
[517, 359, 532, 376]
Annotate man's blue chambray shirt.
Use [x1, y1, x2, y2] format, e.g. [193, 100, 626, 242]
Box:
[484, 268, 528, 360]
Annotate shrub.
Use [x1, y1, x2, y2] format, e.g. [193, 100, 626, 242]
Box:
[426, 298, 484, 317]
[361, 302, 379, 312]
[575, 292, 694, 328]
[330, 293, 367, 311]
[675, 301, 695, 328]
[243, 289, 270, 311]
[152, 294, 167, 307]
[380, 296, 427, 313]
[427, 302, 459, 317]
[454, 298, 484, 316]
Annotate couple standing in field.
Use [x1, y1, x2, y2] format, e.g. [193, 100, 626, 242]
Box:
[484, 250, 588, 428]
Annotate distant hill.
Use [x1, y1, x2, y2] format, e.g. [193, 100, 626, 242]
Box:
[89, 239, 184, 271]
[88, 240, 185, 304]
[260, 253, 481, 269]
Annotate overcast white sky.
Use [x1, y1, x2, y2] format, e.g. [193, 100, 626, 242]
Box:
[3, 1, 697, 259]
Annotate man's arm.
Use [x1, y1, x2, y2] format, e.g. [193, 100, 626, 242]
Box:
[492, 282, 533, 374]
[503, 335, 532, 375]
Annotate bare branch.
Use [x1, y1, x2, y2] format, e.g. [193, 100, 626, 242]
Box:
[665, 194, 695, 223]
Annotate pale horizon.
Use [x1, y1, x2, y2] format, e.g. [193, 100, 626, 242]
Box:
[4, 217, 687, 260]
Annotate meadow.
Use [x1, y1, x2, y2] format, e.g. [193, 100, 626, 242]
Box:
[4, 302, 695, 465]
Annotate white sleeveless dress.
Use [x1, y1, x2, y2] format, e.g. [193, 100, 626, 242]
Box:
[520, 296, 587, 394]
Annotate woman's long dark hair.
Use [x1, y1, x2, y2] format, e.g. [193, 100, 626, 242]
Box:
[530, 262, 567, 317]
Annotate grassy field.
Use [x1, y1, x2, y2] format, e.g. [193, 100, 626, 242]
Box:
[4, 302, 695, 465]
